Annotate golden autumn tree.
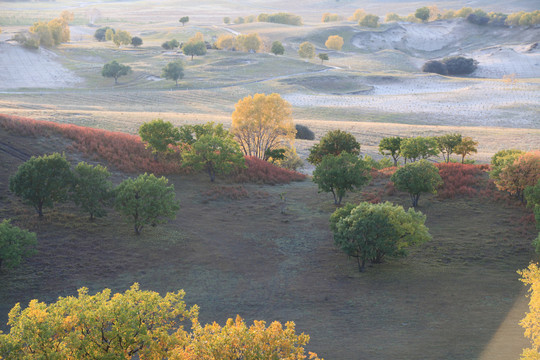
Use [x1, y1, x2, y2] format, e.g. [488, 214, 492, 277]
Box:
[231, 93, 296, 160]
[519, 263, 540, 360]
[325, 35, 344, 50]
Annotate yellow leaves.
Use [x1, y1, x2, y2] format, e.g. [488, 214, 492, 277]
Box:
[325, 35, 344, 51]
[519, 263, 540, 359]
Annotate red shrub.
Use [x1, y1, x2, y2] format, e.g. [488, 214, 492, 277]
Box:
[0, 114, 180, 174]
[371, 167, 398, 179]
[436, 163, 485, 199]
[234, 156, 306, 185]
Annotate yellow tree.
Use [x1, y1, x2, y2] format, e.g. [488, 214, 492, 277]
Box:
[231, 93, 296, 160]
[519, 263, 540, 360]
[215, 34, 235, 50]
[349, 8, 366, 21]
[325, 35, 344, 50]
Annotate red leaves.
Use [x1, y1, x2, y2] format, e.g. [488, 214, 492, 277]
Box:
[436, 163, 485, 199]
[234, 156, 306, 184]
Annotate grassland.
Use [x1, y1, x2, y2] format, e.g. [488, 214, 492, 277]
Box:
[0, 0, 539, 358]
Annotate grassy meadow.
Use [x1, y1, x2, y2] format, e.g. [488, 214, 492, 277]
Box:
[0, 0, 539, 358]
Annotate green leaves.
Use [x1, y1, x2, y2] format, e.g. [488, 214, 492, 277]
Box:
[71, 162, 113, 220]
[101, 60, 132, 84]
[391, 160, 443, 207]
[162, 61, 184, 86]
[0, 220, 37, 269]
[139, 119, 181, 154]
[330, 202, 430, 272]
[114, 173, 180, 234]
[308, 130, 361, 166]
[9, 152, 73, 217]
[312, 152, 371, 205]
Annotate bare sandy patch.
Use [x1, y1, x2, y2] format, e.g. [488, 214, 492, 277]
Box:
[0, 43, 82, 89]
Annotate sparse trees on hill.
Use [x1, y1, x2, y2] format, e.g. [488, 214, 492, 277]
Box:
[9, 153, 73, 217]
[325, 35, 344, 50]
[313, 152, 371, 205]
[114, 173, 180, 235]
[231, 93, 296, 160]
[391, 160, 443, 207]
[0, 220, 37, 270]
[27, 11, 73, 47]
[71, 162, 113, 220]
[179, 16, 189, 26]
[162, 60, 184, 86]
[298, 41, 315, 59]
[379, 136, 402, 166]
[308, 130, 361, 165]
[349, 9, 366, 22]
[102, 60, 132, 84]
[271, 41, 284, 55]
[182, 41, 206, 59]
[330, 202, 431, 272]
[385, 13, 402, 22]
[322, 13, 340, 22]
[162, 39, 180, 50]
[436, 133, 462, 163]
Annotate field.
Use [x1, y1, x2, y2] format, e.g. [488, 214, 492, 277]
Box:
[0, 0, 539, 358]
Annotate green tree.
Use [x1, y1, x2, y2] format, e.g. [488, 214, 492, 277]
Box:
[178, 122, 230, 146]
[378, 136, 402, 166]
[415, 7, 430, 21]
[114, 173, 180, 235]
[94, 26, 113, 41]
[162, 60, 184, 86]
[101, 60, 131, 84]
[179, 16, 189, 26]
[139, 119, 181, 155]
[182, 41, 207, 60]
[9, 153, 73, 217]
[330, 201, 430, 272]
[490, 149, 524, 182]
[307, 129, 361, 165]
[454, 136, 478, 163]
[391, 160, 443, 207]
[359, 14, 379, 27]
[312, 152, 371, 205]
[298, 41, 315, 59]
[0, 220, 37, 270]
[436, 133, 462, 163]
[182, 132, 245, 182]
[400, 136, 439, 163]
[112, 29, 132, 47]
[525, 179, 540, 227]
[318, 53, 329, 64]
[131, 36, 142, 47]
[71, 162, 113, 221]
[271, 41, 284, 55]
[223, 16, 231, 24]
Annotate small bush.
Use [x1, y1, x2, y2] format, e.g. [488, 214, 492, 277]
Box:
[423, 57, 478, 75]
[234, 156, 306, 185]
[467, 13, 489, 25]
[295, 124, 315, 140]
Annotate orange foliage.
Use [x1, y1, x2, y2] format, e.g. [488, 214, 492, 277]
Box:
[234, 156, 306, 184]
[436, 163, 486, 199]
[496, 151, 540, 201]
[0, 114, 180, 174]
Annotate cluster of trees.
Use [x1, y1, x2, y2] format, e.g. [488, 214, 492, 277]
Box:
[385, 6, 539, 27]
[349, 9, 380, 28]
[13, 11, 73, 48]
[181, 32, 208, 60]
[378, 133, 478, 166]
[322, 13, 341, 22]
[519, 263, 540, 359]
[215, 33, 263, 53]
[227, 12, 303, 26]
[0, 284, 321, 359]
[422, 56, 478, 76]
[94, 27, 141, 48]
[102, 58, 185, 86]
[296, 41, 330, 63]
[8, 153, 180, 235]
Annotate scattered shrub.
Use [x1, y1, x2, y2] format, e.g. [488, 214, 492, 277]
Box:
[258, 12, 303, 26]
[436, 163, 484, 199]
[422, 60, 448, 75]
[467, 13, 489, 25]
[423, 56, 478, 76]
[234, 156, 306, 185]
[295, 124, 315, 140]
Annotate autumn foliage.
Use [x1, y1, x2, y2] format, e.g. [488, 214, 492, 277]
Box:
[234, 156, 306, 185]
[0, 114, 180, 174]
[495, 151, 540, 201]
[435, 163, 489, 199]
[519, 263, 540, 360]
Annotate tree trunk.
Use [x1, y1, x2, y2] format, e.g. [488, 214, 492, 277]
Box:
[191, 55, 194, 60]
[134, 224, 141, 235]
[37, 202, 43, 218]
[331, 189, 338, 205]
[357, 257, 365, 272]
[393, 156, 398, 167]
[461, 155, 465, 164]
[412, 194, 420, 207]
[114, 76, 118, 85]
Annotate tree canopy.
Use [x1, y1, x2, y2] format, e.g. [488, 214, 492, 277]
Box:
[101, 60, 132, 84]
[0, 219, 37, 270]
[359, 14, 379, 27]
[400, 136, 439, 163]
[182, 41, 206, 60]
[162, 60, 184, 86]
[179, 16, 189, 26]
[9, 153, 73, 217]
[131, 36, 142, 47]
[298, 42, 315, 59]
[312, 152, 371, 205]
[112, 30, 132, 47]
[330, 201, 431, 272]
[318, 53, 329, 64]
[231, 93, 296, 160]
[378, 136, 402, 166]
[307, 130, 361, 165]
[454, 136, 478, 163]
[236, 33, 261, 52]
[71, 162, 112, 220]
[114, 173, 180, 235]
[325, 35, 344, 50]
[391, 160, 443, 207]
[436, 133, 462, 163]
[415, 7, 430, 21]
[271, 41, 284, 55]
